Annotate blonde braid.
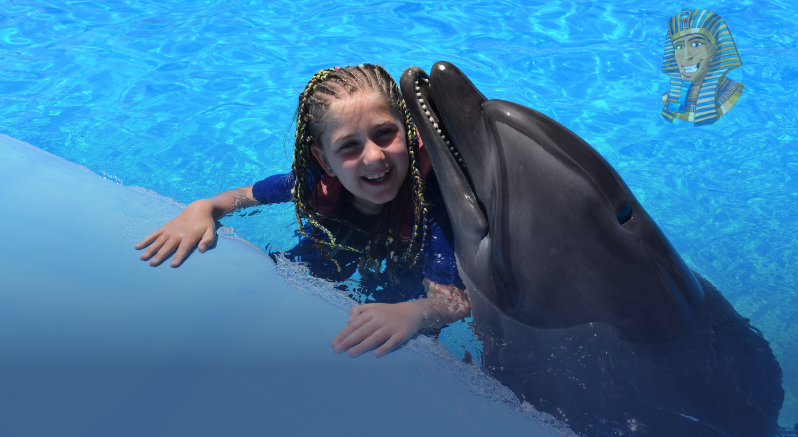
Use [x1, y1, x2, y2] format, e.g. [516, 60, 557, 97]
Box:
[291, 68, 365, 254]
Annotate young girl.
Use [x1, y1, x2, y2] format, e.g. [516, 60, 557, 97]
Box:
[135, 64, 470, 358]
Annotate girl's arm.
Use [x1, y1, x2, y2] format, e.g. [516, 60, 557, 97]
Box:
[136, 170, 303, 267]
[135, 185, 259, 267]
[331, 279, 470, 358]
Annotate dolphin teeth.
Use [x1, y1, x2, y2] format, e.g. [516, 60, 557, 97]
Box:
[422, 104, 427, 110]
[425, 111, 430, 116]
[458, 158, 463, 162]
[416, 93, 421, 97]
[449, 147, 455, 151]
[441, 134, 446, 139]
[446, 141, 450, 145]
[433, 122, 438, 128]
[437, 129, 442, 134]
[454, 152, 459, 156]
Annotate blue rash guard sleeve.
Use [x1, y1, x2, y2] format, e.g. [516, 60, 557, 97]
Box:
[422, 172, 466, 290]
[251, 172, 295, 204]
[251, 169, 322, 205]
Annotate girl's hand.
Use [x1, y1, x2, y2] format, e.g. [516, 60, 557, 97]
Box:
[332, 301, 426, 358]
[134, 199, 217, 267]
[331, 282, 471, 358]
[134, 185, 258, 268]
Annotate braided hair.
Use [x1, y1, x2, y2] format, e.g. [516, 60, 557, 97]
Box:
[291, 64, 428, 275]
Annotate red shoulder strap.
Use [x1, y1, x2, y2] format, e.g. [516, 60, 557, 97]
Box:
[308, 173, 342, 216]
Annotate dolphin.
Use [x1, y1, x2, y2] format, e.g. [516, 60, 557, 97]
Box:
[400, 62, 784, 436]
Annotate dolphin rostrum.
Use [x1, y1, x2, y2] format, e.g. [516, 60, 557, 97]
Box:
[400, 62, 784, 436]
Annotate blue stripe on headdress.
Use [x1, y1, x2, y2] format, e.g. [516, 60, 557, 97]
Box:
[696, 10, 709, 27]
[705, 15, 720, 31]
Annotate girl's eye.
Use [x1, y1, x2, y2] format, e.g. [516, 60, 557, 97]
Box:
[377, 128, 393, 137]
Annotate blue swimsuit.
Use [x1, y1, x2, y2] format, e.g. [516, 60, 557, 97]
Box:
[252, 170, 464, 303]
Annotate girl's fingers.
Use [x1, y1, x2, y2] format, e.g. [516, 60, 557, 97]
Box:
[134, 229, 162, 250]
[171, 238, 196, 267]
[332, 316, 359, 347]
[347, 306, 359, 322]
[198, 226, 215, 252]
[374, 333, 404, 358]
[140, 234, 168, 260]
[149, 237, 179, 266]
[348, 328, 390, 358]
[341, 317, 373, 348]
[333, 312, 374, 353]
[348, 303, 372, 322]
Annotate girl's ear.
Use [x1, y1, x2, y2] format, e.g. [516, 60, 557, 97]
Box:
[310, 144, 336, 177]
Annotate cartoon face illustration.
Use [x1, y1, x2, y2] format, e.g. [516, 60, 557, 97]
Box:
[661, 10, 744, 126]
[672, 34, 717, 82]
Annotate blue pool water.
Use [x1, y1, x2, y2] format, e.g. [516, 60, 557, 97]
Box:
[1, 0, 796, 427]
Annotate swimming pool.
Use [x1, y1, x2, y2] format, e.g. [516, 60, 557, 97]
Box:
[2, 0, 796, 429]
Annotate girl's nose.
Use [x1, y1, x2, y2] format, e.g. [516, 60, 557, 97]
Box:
[362, 140, 384, 164]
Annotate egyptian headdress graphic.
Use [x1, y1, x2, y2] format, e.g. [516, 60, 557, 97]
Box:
[661, 9, 744, 126]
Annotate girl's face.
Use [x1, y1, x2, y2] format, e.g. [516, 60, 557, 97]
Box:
[311, 92, 409, 216]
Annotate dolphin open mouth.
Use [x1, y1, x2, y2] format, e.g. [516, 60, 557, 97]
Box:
[407, 69, 470, 177]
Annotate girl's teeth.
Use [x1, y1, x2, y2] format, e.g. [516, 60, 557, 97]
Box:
[365, 169, 389, 180]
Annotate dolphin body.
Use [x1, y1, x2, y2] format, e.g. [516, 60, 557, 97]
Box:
[400, 62, 784, 436]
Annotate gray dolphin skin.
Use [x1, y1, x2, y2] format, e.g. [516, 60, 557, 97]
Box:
[403, 62, 705, 344]
[400, 62, 784, 436]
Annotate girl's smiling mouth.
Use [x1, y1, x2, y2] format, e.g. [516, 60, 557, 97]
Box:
[362, 167, 391, 184]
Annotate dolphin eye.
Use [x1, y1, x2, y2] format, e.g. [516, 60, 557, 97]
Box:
[616, 203, 632, 225]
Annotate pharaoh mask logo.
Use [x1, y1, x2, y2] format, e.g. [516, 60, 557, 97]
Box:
[661, 9, 744, 126]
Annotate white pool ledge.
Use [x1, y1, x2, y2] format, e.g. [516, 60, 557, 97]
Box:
[0, 134, 559, 437]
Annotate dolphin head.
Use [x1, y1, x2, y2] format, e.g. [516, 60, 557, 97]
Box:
[401, 62, 704, 343]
